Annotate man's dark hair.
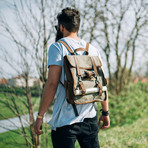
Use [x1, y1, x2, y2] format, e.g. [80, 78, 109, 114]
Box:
[57, 7, 80, 32]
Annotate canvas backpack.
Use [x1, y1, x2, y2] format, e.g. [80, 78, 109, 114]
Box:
[58, 40, 108, 116]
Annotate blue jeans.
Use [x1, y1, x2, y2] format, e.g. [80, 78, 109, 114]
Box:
[51, 115, 100, 148]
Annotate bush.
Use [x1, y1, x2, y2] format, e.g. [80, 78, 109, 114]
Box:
[0, 85, 41, 97]
[30, 86, 42, 97]
[97, 82, 148, 127]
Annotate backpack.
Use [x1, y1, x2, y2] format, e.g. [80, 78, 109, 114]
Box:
[58, 40, 107, 116]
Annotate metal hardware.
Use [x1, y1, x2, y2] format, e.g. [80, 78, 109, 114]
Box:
[95, 76, 99, 85]
[78, 76, 82, 82]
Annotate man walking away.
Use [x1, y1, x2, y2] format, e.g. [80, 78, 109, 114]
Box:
[34, 7, 110, 148]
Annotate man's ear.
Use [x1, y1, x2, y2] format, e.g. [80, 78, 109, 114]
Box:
[60, 24, 64, 32]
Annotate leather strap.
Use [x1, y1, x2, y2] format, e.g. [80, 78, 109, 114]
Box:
[91, 57, 103, 96]
[100, 67, 107, 85]
[79, 82, 86, 96]
[84, 70, 95, 79]
[74, 56, 86, 95]
[74, 42, 89, 55]
[90, 57, 98, 76]
[74, 56, 81, 76]
[97, 83, 103, 96]
[58, 41, 80, 117]
[58, 41, 74, 55]
[85, 42, 89, 55]
[72, 104, 79, 116]
[74, 48, 88, 52]
[59, 41, 89, 55]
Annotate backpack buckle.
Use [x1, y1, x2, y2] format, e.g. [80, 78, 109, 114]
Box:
[78, 76, 82, 82]
[95, 76, 99, 85]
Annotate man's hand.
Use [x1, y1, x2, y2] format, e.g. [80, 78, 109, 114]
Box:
[98, 115, 110, 130]
[34, 118, 43, 135]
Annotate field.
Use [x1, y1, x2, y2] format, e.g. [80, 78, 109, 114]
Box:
[0, 93, 40, 120]
[0, 82, 148, 147]
[99, 118, 148, 148]
[0, 117, 147, 148]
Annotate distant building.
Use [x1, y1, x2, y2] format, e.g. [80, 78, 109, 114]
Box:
[8, 75, 42, 87]
[133, 77, 148, 83]
[141, 77, 148, 83]
[0, 78, 8, 85]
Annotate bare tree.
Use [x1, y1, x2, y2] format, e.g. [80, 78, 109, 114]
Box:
[0, 0, 65, 147]
[75, 0, 148, 94]
[101, 0, 147, 94]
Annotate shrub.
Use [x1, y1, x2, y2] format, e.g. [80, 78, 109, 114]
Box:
[97, 82, 148, 127]
[0, 85, 41, 97]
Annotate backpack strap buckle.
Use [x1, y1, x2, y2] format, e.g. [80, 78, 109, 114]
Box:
[79, 81, 86, 96]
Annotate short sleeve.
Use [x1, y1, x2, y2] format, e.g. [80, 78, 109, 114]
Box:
[48, 43, 62, 67]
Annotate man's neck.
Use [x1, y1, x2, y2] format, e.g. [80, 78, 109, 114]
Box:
[64, 32, 80, 40]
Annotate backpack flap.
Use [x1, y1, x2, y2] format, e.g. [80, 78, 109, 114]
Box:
[64, 55, 107, 104]
[66, 55, 102, 68]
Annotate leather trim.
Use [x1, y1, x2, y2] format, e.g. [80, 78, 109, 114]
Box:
[70, 68, 76, 94]
[58, 41, 74, 55]
[74, 56, 81, 76]
[97, 56, 102, 66]
[66, 55, 102, 69]
[85, 42, 89, 55]
[90, 56, 98, 76]
[74, 48, 88, 52]
[97, 83, 103, 96]
[100, 67, 107, 86]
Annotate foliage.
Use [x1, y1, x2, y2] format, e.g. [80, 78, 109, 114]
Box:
[0, 125, 53, 148]
[0, 93, 40, 120]
[0, 85, 41, 97]
[100, 82, 148, 127]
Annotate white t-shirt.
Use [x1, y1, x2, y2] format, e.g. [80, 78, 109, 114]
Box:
[47, 37, 103, 130]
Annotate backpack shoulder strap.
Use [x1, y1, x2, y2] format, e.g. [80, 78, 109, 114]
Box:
[85, 42, 89, 55]
[58, 41, 74, 55]
[58, 40, 79, 117]
[59, 40, 89, 55]
[74, 42, 89, 55]
[74, 48, 88, 52]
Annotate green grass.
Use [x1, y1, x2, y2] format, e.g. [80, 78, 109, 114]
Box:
[0, 130, 27, 148]
[0, 93, 40, 120]
[0, 117, 147, 148]
[98, 117, 148, 148]
[0, 125, 53, 148]
[97, 82, 148, 127]
[0, 82, 148, 147]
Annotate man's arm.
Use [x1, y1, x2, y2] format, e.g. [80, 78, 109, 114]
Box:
[98, 91, 110, 129]
[34, 65, 62, 135]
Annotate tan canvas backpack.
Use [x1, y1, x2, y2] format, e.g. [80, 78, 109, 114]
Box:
[58, 41, 108, 116]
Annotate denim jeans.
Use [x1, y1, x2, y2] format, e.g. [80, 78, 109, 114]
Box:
[51, 115, 100, 148]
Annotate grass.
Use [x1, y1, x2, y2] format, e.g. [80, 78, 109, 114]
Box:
[0, 125, 53, 148]
[98, 117, 148, 148]
[0, 93, 40, 120]
[0, 117, 147, 148]
[99, 82, 148, 127]
[0, 82, 148, 147]
[0, 130, 27, 148]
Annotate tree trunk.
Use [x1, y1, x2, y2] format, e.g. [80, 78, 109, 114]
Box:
[45, 123, 49, 148]
[116, 56, 121, 94]
[25, 75, 39, 148]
